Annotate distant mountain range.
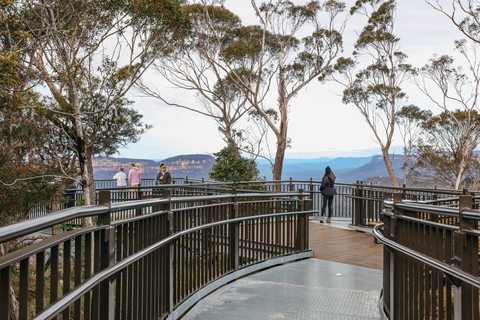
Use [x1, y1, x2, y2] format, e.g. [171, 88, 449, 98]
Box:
[93, 154, 215, 180]
[93, 154, 407, 185]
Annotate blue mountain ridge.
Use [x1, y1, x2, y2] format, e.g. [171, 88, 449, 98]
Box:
[93, 154, 405, 184]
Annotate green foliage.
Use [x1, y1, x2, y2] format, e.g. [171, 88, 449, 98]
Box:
[334, 0, 414, 186]
[0, 1, 71, 226]
[3, 0, 191, 207]
[209, 147, 261, 182]
[411, 110, 480, 189]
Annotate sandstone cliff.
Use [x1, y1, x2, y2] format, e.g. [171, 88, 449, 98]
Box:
[93, 154, 215, 180]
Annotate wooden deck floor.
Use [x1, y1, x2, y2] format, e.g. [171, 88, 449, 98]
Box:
[308, 222, 384, 270]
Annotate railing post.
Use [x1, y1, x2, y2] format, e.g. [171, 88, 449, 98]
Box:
[289, 178, 294, 192]
[309, 178, 315, 213]
[295, 189, 307, 252]
[98, 191, 115, 320]
[389, 193, 402, 320]
[0, 267, 11, 319]
[165, 189, 174, 314]
[454, 195, 479, 320]
[354, 181, 362, 227]
[229, 188, 239, 271]
[381, 197, 392, 318]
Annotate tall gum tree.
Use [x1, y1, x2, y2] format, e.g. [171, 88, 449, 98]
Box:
[395, 105, 432, 186]
[334, 0, 414, 186]
[203, 0, 347, 180]
[141, 0, 347, 180]
[416, 40, 480, 190]
[411, 110, 480, 189]
[137, 4, 252, 161]
[14, 0, 190, 211]
[0, 2, 74, 317]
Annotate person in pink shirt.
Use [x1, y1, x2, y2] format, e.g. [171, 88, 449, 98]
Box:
[128, 163, 141, 199]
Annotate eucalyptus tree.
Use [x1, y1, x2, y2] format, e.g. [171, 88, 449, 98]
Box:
[410, 110, 480, 189]
[138, 4, 254, 161]
[146, 0, 347, 181]
[0, 0, 73, 227]
[1, 2, 70, 317]
[395, 105, 432, 185]
[12, 0, 190, 209]
[247, 0, 347, 181]
[334, 0, 414, 186]
[416, 40, 480, 189]
[426, 0, 480, 44]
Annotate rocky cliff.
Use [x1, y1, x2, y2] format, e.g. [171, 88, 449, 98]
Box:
[93, 154, 215, 180]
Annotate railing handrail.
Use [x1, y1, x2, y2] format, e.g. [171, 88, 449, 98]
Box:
[0, 225, 105, 270]
[33, 209, 315, 320]
[373, 223, 480, 288]
[394, 202, 460, 217]
[0, 204, 110, 244]
[0, 191, 306, 244]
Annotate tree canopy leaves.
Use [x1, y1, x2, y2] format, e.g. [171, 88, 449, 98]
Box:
[209, 146, 261, 182]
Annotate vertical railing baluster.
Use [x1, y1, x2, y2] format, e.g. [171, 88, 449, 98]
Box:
[63, 239, 71, 319]
[36, 251, 46, 314]
[51, 244, 59, 320]
[74, 236, 82, 320]
[0, 266, 11, 319]
[97, 190, 115, 320]
[19, 258, 29, 320]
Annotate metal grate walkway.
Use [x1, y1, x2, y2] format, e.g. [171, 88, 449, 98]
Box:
[180, 258, 382, 320]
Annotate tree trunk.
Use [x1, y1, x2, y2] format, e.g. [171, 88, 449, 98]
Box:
[79, 144, 95, 226]
[272, 50, 288, 183]
[85, 146, 96, 205]
[403, 146, 408, 186]
[455, 156, 469, 190]
[219, 126, 241, 161]
[0, 244, 20, 320]
[9, 284, 19, 320]
[273, 137, 287, 182]
[382, 148, 399, 186]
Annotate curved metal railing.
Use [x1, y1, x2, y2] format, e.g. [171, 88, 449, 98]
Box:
[376, 195, 480, 319]
[0, 190, 314, 320]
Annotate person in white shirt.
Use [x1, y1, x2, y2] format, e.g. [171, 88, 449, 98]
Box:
[113, 167, 127, 200]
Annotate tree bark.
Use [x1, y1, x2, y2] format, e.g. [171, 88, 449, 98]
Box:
[0, 244, 20, 320]
[403, 146, 408, 186]
[78, 142, 95, 226]
[219, 126, 241, 161]
[382, 148, 399, 186]
[272, 51, 288, 182]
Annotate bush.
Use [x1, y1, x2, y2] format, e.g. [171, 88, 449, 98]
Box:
[209, 147, 260, 182]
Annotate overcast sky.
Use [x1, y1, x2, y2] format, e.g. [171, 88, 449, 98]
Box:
[116, 0, 466, 161]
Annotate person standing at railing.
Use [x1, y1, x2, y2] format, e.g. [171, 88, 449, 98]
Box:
[320, 166, 336, 223]
[113, 167, 127, 200]
[128, 163, 142, 199]
[155, 163, 172, 185]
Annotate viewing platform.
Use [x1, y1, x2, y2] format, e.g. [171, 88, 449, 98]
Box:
[2, 180, 480, 320]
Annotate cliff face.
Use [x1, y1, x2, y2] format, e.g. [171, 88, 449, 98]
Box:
[93, 154, 215, 180]
[336, 155, 405, 183]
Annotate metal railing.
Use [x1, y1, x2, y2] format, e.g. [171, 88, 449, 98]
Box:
[375, 193, 480, 319]
[0, 189, 313, 320]
[56, 179, 473, 226]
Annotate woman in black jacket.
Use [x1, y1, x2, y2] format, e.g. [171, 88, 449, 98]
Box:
[320, 166, 336, 223]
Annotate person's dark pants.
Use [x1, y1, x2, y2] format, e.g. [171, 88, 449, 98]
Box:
[321, 195, 334, 218]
